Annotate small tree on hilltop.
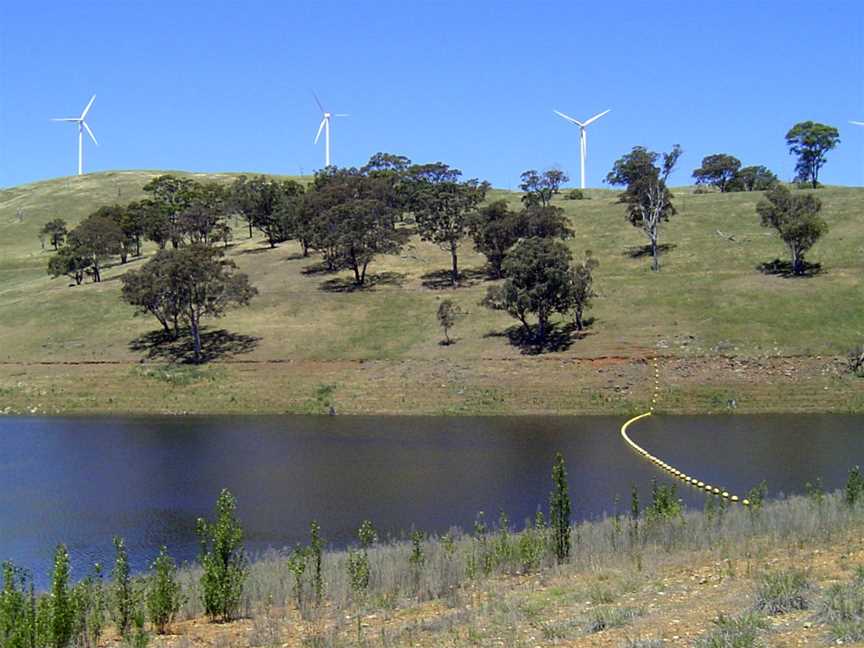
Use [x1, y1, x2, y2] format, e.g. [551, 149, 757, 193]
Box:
[437, 299, 464, 345]
[519, 169, 570, 207]
[549, 453, 571, 564]
[728, 165, 778, 192]
[756, 184, 827, 276]
[692, 154, 741, 192]
[606, 144, 682, 272]
[197, 489, 247, 623]
[785, 121, 840, 188]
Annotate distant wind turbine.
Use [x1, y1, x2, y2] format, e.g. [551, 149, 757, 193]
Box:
[553, 108, 610, 189]
[51, 95, 98, 176]
[313, 92, 349, 168]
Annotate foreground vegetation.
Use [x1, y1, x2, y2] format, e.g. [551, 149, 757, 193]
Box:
[5, 463, 864, 647]
[0, 171, 862, 415]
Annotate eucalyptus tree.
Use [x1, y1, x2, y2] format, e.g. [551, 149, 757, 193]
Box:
[606, 144, 682, 271]
[143, 174, 197, 248]
[407, 163, 488, 286]
[756, 184, 827, 275]
[692, 153, 741, 192]
[785, 121, 840, 188]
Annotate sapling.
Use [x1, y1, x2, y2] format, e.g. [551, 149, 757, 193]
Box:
[112, 537, 133, 638]
[549, 453, 572, 563]
[197, 489, 247, 622]
[146, 547, 184, 634]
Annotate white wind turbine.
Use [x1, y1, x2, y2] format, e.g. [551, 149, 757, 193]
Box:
[313, 92, 349, 168]
[51, 95, 98, 176]
[553, 108, 610, 189]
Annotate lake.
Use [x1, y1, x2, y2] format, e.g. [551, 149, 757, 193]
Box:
[0, 414, 861, 586]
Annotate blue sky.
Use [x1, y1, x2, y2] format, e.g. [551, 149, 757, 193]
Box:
[1, 0, 862, 189]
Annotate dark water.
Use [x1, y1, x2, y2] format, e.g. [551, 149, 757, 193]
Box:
[0, 414, 862, 586]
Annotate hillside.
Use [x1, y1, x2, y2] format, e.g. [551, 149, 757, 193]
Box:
[0, 172, 862, 416]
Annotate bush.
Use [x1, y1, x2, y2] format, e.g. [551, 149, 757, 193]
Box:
[694, 612, 768, 648]
[849, 345, 864, 377]
[0, 561, 36, 648]
[112, 537, 133, 637]
[146, 547, 184, 634]
[846, 466, 864, 507]
[197, 489, 247, 622]
[550, 453, 572, 564]
[754, 569, 811, 615]
[566, 189, 585, 200]
[50, 545, 73, 648]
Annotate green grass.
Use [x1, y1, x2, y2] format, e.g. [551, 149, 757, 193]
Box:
[1, 172, 862, 414]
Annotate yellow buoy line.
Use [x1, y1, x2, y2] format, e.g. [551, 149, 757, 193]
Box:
[618, 357, 750, 506]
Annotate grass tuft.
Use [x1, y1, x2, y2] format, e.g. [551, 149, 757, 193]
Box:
[753, 568, 811, 615]
[694, 612, 769, 648]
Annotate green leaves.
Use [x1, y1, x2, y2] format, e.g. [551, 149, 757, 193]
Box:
[785, 121, 841, 188]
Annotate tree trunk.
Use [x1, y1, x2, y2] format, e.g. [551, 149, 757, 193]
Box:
[450, 243, 459, 286]
[301, 239, 309, 257]
[651, 235, 659, 272]
[353, 262, 362, 285]
[537, 314, 547, 344]
[248, 220, 253, 239]
[191, 314, 202, 363]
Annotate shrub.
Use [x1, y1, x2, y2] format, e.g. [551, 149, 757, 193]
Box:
[815, 575, 864, 641]
[347, 521, 376, 600]
[846, 466, 864, 507]
[646, 480, 682, 522]
[566, 189, 585, 200]
[550, 453, 572, 564]
[112, 537, 133, 637]
[0, 561, 35, 648]
[694, 612, 768, 648]
[849, 345, 864, 377]
[146, 547, 184, 634]
[286, 546, 308, 610]
[585, 606, 642, 633]
[754, 569, 811, 615]
[197, 489, 247, 622]
[309, 521, 324, 605]
[50, 545, 73, 648]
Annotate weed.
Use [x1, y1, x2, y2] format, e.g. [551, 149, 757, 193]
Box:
[754, 568, 811, 615]
[585, 606, 643, 633]
[694, 612, 768, 648]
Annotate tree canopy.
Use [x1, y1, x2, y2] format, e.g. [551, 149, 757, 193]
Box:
[692, 154, 741, 192]
[756, 184, 827, 275]
[785, 121, 840, 188]
[121, 245, 257, 361]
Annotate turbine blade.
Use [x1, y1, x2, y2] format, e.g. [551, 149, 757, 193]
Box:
[80, 94, 96, 120]
[850, 120, 864, 126]
[553, 110, 583, 126]
[83, 121, 98, 145]
[334, 113, 350, 117]
[314, 117, 326, 144]
[51, 117, 79, 122]
[583, 109, 611, 126]
[312, 91, 325, 113]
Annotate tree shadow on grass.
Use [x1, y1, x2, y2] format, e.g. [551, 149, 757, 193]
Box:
[318, 271, 406, 293]
[623, 243, 677, 258]
[237, 245, 277, 255]
[483, 321, 590, 355]
[420, 267, 487, 290]
[301, 260, 337, 276]
[757, 258, 823, 278]
[129, 328, 260, 364]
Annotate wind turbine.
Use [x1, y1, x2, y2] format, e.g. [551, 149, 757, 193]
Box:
[51, 95, 98, 176]
[313, 93, 349, 168]
[553, 108, 610, 189]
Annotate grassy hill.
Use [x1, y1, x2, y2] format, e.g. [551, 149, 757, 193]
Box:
[0, 172, 861, 415]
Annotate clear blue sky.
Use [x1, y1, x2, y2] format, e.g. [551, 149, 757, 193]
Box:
[1, 0, 862, 189]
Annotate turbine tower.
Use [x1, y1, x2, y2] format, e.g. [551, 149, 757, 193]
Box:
[313, 92, 349, 168]
[553, 108, 610, 189]
[51, 95, 98, 176]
